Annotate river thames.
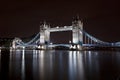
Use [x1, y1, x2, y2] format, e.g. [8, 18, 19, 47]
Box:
[1, 49, 120, 80]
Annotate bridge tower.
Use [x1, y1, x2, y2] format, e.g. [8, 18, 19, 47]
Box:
[39, 22, 50, 49]
[12, 37, 23, 49]
[72, 16, 83, 49]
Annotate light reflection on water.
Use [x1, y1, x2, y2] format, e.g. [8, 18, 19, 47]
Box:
[1, 49, 120, 80]
[68, 51, 85, 80]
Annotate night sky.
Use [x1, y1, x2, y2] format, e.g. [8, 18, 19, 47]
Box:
[0, 0, 120, 42]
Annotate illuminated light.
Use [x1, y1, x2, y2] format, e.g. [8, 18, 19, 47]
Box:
[38, 45, 41, 49]
[80, 31, 82, 34]
[64, 26, 67, 28]
[88, 51, 92, 57]
[40, 35, 45, 44]
[96, 40, 97, 42]
[56, 26, 59, 28]
[73, 45, 76, 49]
[0, 47, 1, 53]
[41, 46, 44, 49]
[39, 50, 45, 78]
[70, 45, 73, 49]
[73, 37, 78, 43]
[22, 46, 25, 49]
[50, 42, 53, 45]
[69, 41, 71, 43]
[77, 45, 80, 49]
[10, 47, 13, 52]
[21, 49, 25, 80]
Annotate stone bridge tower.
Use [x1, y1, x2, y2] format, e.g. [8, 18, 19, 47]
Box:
[72, 16, 83, 46]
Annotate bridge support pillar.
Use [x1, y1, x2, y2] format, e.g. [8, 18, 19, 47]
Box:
[70, 44, 82, 50]
[38, 45, 47, 50]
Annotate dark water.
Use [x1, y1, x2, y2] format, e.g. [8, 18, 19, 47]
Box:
[1, 49, 120, 80]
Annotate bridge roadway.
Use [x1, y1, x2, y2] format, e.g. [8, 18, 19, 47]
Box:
[16, 42, 120, 48]
[83, 44, 120, 47]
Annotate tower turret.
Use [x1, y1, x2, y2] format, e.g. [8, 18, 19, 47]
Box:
[72, 16, 83, 30]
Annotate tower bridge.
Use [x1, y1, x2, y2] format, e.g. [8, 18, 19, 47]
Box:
[12, 17, 120, 50]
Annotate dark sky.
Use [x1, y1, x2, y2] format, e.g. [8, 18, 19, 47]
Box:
[0, 0, 120, 42]
[50, 31, 72, 44]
